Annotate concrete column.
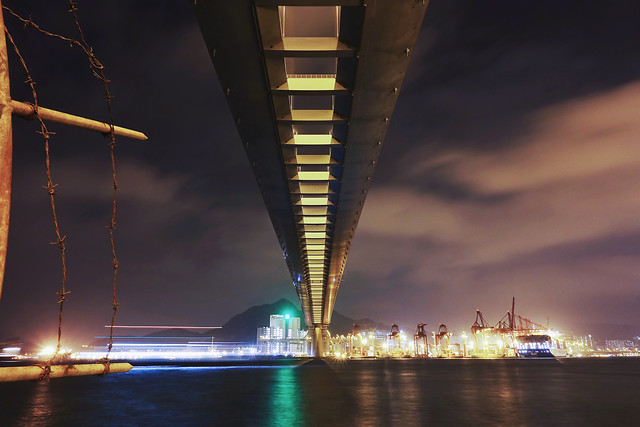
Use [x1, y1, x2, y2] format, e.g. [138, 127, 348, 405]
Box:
[310, 324, 329, 357]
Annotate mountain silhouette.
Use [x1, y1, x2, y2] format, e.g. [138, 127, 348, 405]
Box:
[134, 299, 384, 344]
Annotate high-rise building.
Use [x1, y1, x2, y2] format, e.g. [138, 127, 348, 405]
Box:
[269, 315, 286, 339]
[258, 314, 309, 355]
[288, 316, 300, 339]
[257, 327, 270, 344]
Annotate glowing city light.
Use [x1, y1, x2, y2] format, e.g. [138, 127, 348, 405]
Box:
[39, 345, 57, 357]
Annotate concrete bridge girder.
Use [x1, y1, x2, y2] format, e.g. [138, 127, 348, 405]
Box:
[193, 1, 428, 352]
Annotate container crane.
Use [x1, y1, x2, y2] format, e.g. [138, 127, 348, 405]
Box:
[414, 323, 428, 357]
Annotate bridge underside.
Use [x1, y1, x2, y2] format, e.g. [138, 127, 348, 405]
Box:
[194, 0, 427, 356]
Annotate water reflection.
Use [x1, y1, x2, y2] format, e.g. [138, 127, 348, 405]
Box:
[0, 358, 639, 425]
[331, 358, 568, 425]
[390, 367, 421, 425]
[267, 368, 304, 426]
[456, 360, 528, 425]
[23, 382, 53, 425]
[296, 361, 358, 425]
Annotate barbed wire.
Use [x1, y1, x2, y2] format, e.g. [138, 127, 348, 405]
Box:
[2, 5, 103, 70]
[4, 2, 122, 375]
[65, 0, 120, 367]
[4, 27, 68, 380]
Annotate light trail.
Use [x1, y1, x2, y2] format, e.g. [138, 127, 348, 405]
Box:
[94, 336, 212, 339]
[104, 325, 222, 329]
[112, 343, 213, 347]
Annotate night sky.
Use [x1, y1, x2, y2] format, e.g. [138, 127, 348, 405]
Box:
[1, 0, 639, 347]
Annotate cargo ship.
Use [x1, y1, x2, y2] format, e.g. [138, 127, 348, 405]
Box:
[516, 335, 555, 357]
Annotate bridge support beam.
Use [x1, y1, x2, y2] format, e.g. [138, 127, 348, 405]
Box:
[311, 324, 328, 357]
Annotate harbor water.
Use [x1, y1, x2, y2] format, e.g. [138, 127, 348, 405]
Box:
[1, 358, 639, 426]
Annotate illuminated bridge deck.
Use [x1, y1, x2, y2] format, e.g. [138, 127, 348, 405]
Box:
[194, 0, 428, 355]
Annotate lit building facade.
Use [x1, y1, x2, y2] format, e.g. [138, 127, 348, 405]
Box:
[257, 314, 310, 355]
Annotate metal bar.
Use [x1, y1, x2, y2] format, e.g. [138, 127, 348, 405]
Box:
[254, 0, 363, 6]
[0, 362, 133, 382]
[0, 0, 12, 300]
[11, 100, 148, 141]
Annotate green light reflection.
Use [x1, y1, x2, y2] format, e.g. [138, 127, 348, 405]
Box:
[268, 367, 303, 426]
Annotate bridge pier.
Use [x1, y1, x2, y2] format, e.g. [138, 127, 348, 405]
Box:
[310, 324, 328, 358]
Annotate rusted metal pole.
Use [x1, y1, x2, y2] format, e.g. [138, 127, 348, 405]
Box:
[0, 0, 13, 300]
[11, 100, 148, 141]
[0, 362, 133, 382]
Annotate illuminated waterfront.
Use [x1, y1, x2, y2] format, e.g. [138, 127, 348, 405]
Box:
[3, 306, 637, 362]
[1, 358, 640, 426]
